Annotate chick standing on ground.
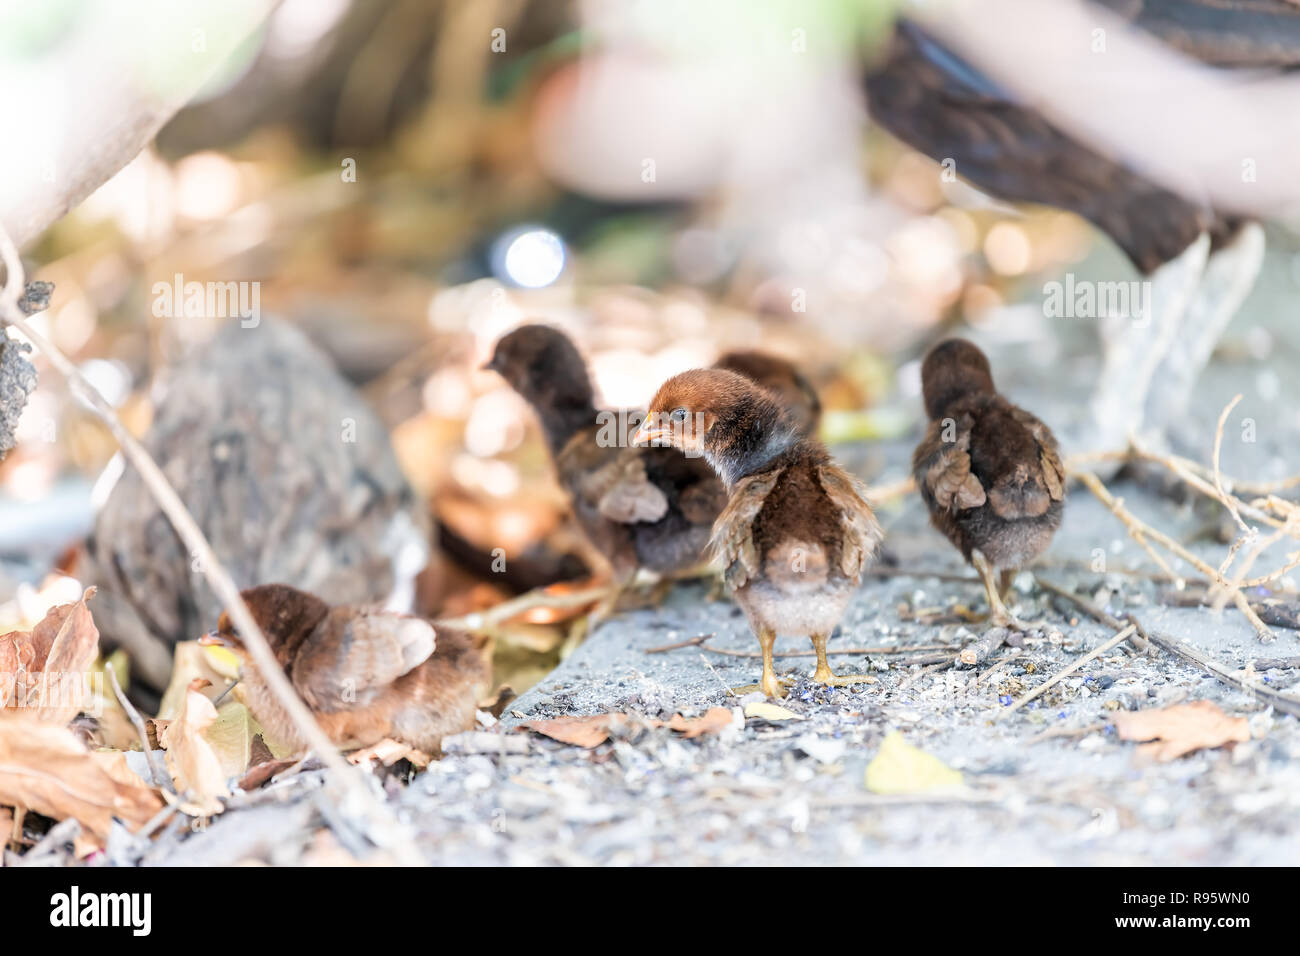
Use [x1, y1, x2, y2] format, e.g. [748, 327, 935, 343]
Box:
[203, 584, 489, 754]
[486, 325, 726, 585]
[912, 340, 1065, 629]
[634, 369, 882, 698]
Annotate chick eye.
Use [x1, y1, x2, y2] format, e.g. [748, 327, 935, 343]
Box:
[670, 407, 688, 424]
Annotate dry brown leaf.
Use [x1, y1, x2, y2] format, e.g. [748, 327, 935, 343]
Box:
[522, 708, 737, 747]
[1112, 700, 1251, 761]
[520, 713, 636, 748]
[0, 718, 163, 842]
[160, 688, 229, 815]
[666, 707, 736, 739]
[0, 587, 100, 724]
[236, 757, 299, 792]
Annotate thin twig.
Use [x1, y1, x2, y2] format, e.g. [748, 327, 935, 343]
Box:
[975, 651, 1022, 687]
[1034, 575, 1149, 652]
[434, 584, 612, 633]
[644, 634, 713, 654]
[1068, 468, 1183, 583]
[212, 679, 240, 708]
[688, 641, 957, 659]
[1025, 722, 1106, 745]
[1211, 394, 1250, 534]
[1127, 617, 1300, 719]
[1068, 467, 1277, 641]
[1039, 575, 1300, 719]
[999, 626, 1135, 718]
[106, 666, 172, 793]
[0, 232, 422, 865]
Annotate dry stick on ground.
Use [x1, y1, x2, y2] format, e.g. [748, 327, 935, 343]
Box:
[959, 628, 1008, 667]
[107, 666, 172, 793]
[1066, 446, 1287, 531]
[656, 640, 957, 659]
[999, 625, 1136, 719]
[1036, 575, 1300, 720]
[1208, 395, 1260, 614]
[1130, 619, 1300, 718]
[1034, 575, 1150, 652]
[434, 584, 613, 633]
[975, 651, 1022, 687]
[1211, 395, 1250, 535]
[1065, 465, 1184, 583]
[1067, 467, 1278, 641]
[643, 634, 714, 654]
[0, 233, 424, 866]
[681, 639, 956, 660]
[1026, 722, 1107, 745]
[1159, 587, 1300, 630]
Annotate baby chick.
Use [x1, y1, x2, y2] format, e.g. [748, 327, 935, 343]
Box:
[912, 340, 1065, 629]
[202, 584, 489, 754]
[714, 350, 821, 438]
[486, 325, 725, 584]
[634, 369, 882, 698]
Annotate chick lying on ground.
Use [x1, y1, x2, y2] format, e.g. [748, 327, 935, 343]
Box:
[203, 583, 488, 755]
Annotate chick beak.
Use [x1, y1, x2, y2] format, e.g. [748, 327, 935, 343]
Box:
[481, 355, 500, 374]
[198, 631, 228, 647]
[632, 414, 672, 447]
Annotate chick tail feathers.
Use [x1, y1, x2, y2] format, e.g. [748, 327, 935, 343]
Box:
[987, 467, 1052, 519]
[762, 540, 830, 593]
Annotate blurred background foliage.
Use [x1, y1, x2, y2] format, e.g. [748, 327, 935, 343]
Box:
[5, 0, 1274, 694]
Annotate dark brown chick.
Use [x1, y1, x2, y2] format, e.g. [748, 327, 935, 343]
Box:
[486, 324, 725, 584]
[714, 350, 821, 438]
[634, 370, 882, 698]
[204, 584, 489, 755]
[912, 340, 1065, 629]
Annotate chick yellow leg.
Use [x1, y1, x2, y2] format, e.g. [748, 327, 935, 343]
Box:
[810, 632, 872, 687]
[758, 627, 785, 699]
[973, 551, 1031, 631]
[812, 632, 835, 684]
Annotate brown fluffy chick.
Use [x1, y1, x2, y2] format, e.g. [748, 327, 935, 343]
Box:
[486, 324, 725, 583]
[912, 340, 1065, 629]
[714, 350, 821, 438]
[202, 584, 489, 755]
[634, 370, 882, 698]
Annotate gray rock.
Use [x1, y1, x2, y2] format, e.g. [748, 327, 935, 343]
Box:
[86, 318, 429, 687]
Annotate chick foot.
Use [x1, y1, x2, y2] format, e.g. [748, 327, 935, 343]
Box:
[811, 632, 872, 686]
[758, 626, 786, 698]
[974, 552, 1037, 631]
